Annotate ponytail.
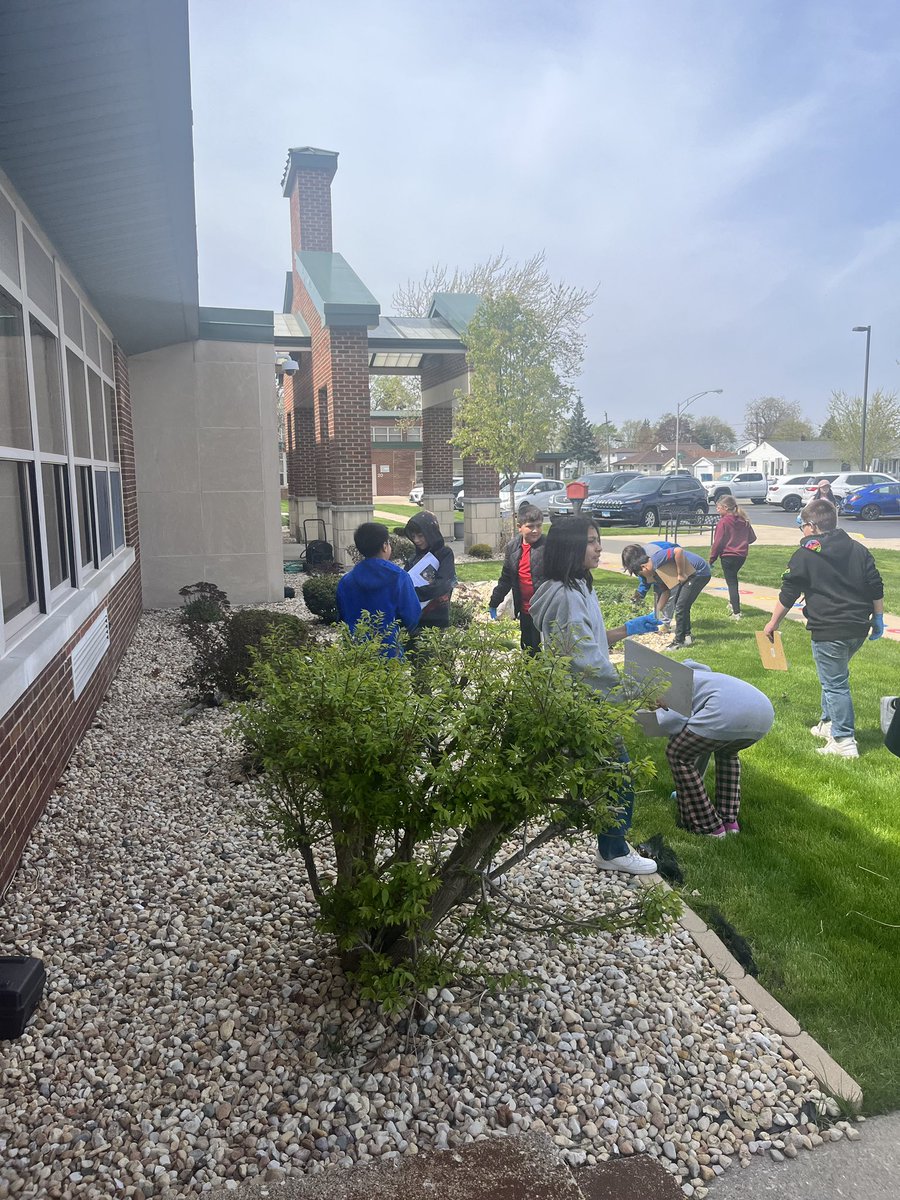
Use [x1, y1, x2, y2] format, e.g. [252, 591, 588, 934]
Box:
[718, 494, 748, 522]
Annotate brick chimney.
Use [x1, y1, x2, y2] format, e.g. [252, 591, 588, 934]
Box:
[282, 146, 338, 254]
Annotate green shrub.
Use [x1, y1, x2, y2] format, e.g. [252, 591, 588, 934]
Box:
[179, 585, 313, 704]
[390, 534, 415, 567]
[468, 543, 493, 559]
[448, 597, 476, 628]
[302, 573, 341, 623]
[178, 581, 229, 627]
[234, 620, 678, 1010]
[595, 583, 634, 632]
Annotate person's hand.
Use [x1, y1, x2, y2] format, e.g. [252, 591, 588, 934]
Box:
[489, 606, 498, 620]
[870, 614, 885, 641]
[625, 613, 662, 636]
[676, 574, 688, 584]
[762, 619, 778, 642]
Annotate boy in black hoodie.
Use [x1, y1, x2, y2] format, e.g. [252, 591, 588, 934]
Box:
[488, 502, 545, 654]
[763, 498, 884, 758]
[401, 511, 457, 630]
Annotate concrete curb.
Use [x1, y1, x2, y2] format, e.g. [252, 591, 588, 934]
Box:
[637, 874, 863, 1108]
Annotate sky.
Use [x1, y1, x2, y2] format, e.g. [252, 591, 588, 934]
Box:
[188, 0, 900, 434]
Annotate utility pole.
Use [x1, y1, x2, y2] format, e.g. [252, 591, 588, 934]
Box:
[604, 410, 611, 472]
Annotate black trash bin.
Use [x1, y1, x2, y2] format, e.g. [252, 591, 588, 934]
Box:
[0, 955, 46, 1039]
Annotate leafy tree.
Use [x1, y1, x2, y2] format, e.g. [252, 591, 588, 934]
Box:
[561, 398, 600, 474]
[235, 619, 677, 1009]
[654, 411, 694, 446]
[743, 397, 814, 443]
[617, 418, 655, 449]
[692, 415, 736, 450]
[451, 292, 573, 517]
[393, 250, 594, 386]
[369, 374, 421, 414]
[825, 389, 900, 469]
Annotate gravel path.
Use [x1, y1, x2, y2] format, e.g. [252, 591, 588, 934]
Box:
[0, 594, 851, 1199]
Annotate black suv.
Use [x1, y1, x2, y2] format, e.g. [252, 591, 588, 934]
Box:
[593, 474, 708, 527]
[548, 471, 641, 519]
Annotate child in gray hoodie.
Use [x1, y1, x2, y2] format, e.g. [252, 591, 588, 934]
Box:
[655, 663, 774, 837]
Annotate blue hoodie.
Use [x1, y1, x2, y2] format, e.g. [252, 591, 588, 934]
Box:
[336, 558, 420, 656]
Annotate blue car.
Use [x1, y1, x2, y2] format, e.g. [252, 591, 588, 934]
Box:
[842, 481, 900, 520]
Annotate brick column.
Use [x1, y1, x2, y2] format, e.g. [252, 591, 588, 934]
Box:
[283, 356, 318, 538]
[422, 402, 454, 535]
[462, 458, 501, 550]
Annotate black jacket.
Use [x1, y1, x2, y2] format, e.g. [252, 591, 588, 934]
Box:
[778, 529, 883, 642]
[489, 534, 546, 617]
[403, 511, 456, 628]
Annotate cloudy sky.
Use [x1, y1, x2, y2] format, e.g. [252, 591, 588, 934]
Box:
[189, 0, 900, 432]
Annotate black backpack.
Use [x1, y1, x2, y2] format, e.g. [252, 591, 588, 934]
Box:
[304, 539, 334, 570]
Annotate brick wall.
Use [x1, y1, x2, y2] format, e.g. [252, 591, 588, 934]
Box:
[372, 448, 416, 496]
[463, 456, 500, 497]
[423, 403, 454, 493]
[288, 167, 334, 253]
[421, 352, 468, 391]
[0, 348, 142, 897]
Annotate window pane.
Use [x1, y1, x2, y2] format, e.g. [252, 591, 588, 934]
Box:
[0, 191, 19, 286]
[41, 462, 70, 590]
[82, 310, 100, 366]
[100, 332, 114, 378]
[95, 468, 112, 560]
[0, 460, 38, 623]
[0, 287, 32, 450]
[89, 370, 106, 459]
[31, 318, 67, 455]
[76, 464, 94, 568]
[60, 278, 82, 347]
[104, 383, 119, 462]
[110, 469, 125, 548]
[22, 226, 58, 322]
[67, 350, 91, 458]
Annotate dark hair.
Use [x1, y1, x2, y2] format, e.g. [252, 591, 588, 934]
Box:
[801, 498, 837, 532]
[621, 544, 650, 575]
[354, 522, 390, 558]
[543, 516, 598, 588]
[517, 503, 543, 525]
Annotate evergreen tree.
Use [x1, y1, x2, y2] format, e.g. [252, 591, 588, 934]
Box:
[561, 399, 600, 474]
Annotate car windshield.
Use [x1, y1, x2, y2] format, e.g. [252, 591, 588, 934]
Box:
[608, 474, 635, 491]
[718, 473, 734, 482]
[615, 476, 660, 496]
[581, 474, 614, 489]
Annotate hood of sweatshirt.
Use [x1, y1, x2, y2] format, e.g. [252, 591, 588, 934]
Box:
[347, 557, 407, 593]
[402, 510, 446, 552]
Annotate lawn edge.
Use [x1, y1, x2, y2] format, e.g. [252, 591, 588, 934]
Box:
[636, 873, 864, 1110]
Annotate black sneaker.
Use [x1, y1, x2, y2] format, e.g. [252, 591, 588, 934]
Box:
[666, 639, 686, 650]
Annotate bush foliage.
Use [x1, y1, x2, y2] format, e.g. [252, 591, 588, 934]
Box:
[302, 573, 341, 624]
[468, 543, 493, 559]
[234, 620, 676, 1008]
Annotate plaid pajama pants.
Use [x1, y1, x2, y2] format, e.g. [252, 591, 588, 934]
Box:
[665, 727, 759, 834]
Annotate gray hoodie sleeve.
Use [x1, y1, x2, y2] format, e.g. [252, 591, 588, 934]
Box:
[530, 581, 621, 695]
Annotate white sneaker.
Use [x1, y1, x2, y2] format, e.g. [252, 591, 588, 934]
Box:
[731, 612, 742, 621]
[726, 603, 734, 616]
[683, 634, 693, 646]
[596, 848, 657, 875]
[816, 736, 859, 759]
[810, 720, 832, 739]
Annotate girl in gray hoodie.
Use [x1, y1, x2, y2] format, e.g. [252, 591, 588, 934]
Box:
[530, 517, 660, 876]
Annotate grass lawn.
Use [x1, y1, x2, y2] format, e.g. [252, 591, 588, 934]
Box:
[714, 544, 900, 606]
[374, 502, 420, 521]
[457, 561, 900, 1111]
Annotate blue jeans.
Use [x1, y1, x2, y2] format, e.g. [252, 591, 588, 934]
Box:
[810, 637, 866, 740]
[598, 744, 634, 860]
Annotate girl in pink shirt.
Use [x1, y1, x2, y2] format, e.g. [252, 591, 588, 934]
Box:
[709, 496, 757, 620]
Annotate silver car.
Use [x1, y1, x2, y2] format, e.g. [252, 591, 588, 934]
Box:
[499, 478, 564, 517]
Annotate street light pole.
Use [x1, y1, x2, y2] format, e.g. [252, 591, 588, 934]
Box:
[852, 326, 871, 470]
[674, 388, 724, 470]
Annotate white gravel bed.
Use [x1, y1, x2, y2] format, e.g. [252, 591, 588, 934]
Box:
[0, 601, 845, 1200]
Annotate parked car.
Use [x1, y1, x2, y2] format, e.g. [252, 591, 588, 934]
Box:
[457, 472, 544, 511]
[703, 471, 767, 504]
[592, 474, 709, 528]
[816, 471, 898, 502]
[409, 477, 463, 505]
[842, 480, 900, 521]
[765, 474, 832, 512]
[499, 477, 565, 517]
[548, 472, 641, 519]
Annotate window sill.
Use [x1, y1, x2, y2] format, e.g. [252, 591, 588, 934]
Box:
[0, 546, 136, 721]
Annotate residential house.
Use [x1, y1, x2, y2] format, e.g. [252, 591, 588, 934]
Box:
[744, 440, 848, 477]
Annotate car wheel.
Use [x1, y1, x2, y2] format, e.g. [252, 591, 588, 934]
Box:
[860, 503, 881, 521]
[751, 498, 764, 505]
[693, 505, 707, 521]
[783, 496, 801, 513]
[642, 507, 659, 528]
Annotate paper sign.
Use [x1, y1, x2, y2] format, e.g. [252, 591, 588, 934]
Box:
[407, 552, 439, 588]
[632, 709, 668, 737]
[624, 640, 694, 713]
[755, 630, 788, 671]
[654, 559, 696, 590]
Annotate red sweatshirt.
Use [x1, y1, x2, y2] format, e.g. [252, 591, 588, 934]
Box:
[709, 513, 757, 563]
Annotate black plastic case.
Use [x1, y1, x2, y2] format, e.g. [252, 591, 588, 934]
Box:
[0, 955, 46, 1039]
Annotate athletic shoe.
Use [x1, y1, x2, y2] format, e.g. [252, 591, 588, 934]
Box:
[730, 612, 742, 621]
[809, 720, 832, 739]
[596, 848, 657, 875]
[723, 821, 740, 834]
[683, 635, 694, 646]
[666, 639, 686, 651]
[816, 736, 858, 759]
[726, 603, 734, 616]
[706, 825, 727, 838]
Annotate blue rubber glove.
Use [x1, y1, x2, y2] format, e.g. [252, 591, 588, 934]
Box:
[489, 606, 498, 620]
[625, 613, 661, 636]
[870, 613, 885, 641]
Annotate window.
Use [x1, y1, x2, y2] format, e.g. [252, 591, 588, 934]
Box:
[0, 185, 124, 649]
[371, 425, 391, 442]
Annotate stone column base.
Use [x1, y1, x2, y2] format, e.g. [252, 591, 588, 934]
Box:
[464, 498, 502, 551]
[422, 495, 455, 541]
[290, 496, 319, 541]
[331, 505, 375, 566]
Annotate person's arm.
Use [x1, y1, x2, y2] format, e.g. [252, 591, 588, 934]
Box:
[747, 522, 758, 545]
[488, 544, 515, 609]
[763, 599, 791, 641]
[708, 517, 726, 564]
[653, 581, 671, 618]
[672, 546, 691, 583]
[413, 548, 456, 601]
[398, 573, 421, 631]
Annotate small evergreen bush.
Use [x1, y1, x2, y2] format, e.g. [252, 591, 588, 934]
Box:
[302, 573, 341, 623]
[448, 597, 476, 628]
[178, 581, 229, 627]
[468, 543, 493, 559]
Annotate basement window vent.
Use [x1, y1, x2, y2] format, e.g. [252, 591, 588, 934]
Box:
[71, 609, 110, 699]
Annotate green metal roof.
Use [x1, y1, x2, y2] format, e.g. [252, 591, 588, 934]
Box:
[198, 307, 274, 343]
[295, 251, 380, 328]
[428, 293, 482, 335]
